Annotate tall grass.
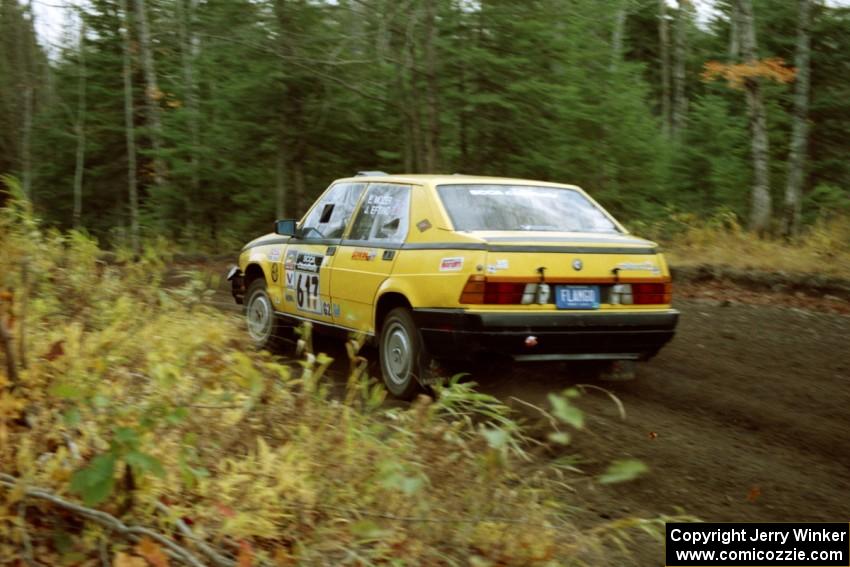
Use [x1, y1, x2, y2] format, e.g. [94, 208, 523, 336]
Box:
[0, 181, 657, 565]
[634, 211, 850, 279]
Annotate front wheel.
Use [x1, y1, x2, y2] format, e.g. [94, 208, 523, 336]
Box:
[379, 307, 430, 400]
[244, 279, 286, 351]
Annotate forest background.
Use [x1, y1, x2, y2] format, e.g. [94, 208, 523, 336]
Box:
[1, 0, 848, 251]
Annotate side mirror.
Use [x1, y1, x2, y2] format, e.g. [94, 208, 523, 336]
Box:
[274, 219, 297, 236]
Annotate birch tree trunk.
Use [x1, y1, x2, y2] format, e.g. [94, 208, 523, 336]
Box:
[18, 1, 34, 199]
[610, 2, 627, 71]
[177, 0, 200, 211]
[736, 0, 772, 233]
[72, 21, 86, 229]
[134, 0, 166, 190]
[422, 0, 440, 171]
[658, 0, 672, 137]
[782, 0, 812, 238]
[119, 0, 140, 252]
[728, 0, 740, 61]
[671, 0, 690, 137]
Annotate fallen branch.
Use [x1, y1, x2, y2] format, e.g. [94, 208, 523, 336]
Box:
[154, 501, 235, 567]
[0, 473, 205, 567]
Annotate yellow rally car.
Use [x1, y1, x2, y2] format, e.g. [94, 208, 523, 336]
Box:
[228, 173, 678, 398]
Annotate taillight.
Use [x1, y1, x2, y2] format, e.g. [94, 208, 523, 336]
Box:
[484, 282, 525, 304]
[460, 276, 525, 304]
[460, 275, 486, 304]
[631, 282, 672, 304]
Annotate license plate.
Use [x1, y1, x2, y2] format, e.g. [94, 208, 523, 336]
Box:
[555, 285, 600, 309]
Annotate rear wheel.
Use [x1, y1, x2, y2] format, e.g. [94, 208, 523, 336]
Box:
[244, 279, 286, 351]
[379, 307, 430, 400]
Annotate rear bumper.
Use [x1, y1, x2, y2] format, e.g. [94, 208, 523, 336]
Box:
[412, 308, 679, 361]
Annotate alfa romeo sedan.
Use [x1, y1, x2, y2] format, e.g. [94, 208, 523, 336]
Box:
[228, 173, 678, 398]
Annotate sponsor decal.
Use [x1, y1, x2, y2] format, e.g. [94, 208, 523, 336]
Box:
[268, 248, 282, 262]
[333, 303, 341, 317]
[285, 270, 296, 290]
[271, 264, 279, 282]
[416, 219, 432, 232]
[322, 302, 332, 316]
[284, 292, 295, 303]
[351, 248, 377, 261]
[295, 252, 323, 273]
[284, 250, 297, 270]
[439, 257, 464, 272]
[615, 261, 661, 275]
[487, 259, 509, 273]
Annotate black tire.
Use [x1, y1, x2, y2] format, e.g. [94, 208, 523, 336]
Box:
[378, 307, 430, 400]
[244, 279, 286, 351]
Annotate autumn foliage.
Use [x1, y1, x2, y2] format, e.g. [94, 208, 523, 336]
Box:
[0, 187, 657, 565]
[701, 57, 796, 89]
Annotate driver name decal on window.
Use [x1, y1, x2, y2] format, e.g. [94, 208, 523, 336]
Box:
[364, 194, 394, 216]
[348, 184, 411, 243]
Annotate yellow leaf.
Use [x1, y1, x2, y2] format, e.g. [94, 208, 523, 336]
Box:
[135, 537, 170, 567]
[113, 551, 147, 567]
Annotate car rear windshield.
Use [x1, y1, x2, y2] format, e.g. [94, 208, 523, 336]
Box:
[436, 184, 620, 233]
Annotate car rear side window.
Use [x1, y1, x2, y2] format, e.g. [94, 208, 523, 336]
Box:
[347, 183, 411, 243]
[437, 184, 620, 233]
[300, 182, 366, 239]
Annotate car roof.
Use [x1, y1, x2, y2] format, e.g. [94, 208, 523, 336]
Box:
[334, 173, 583, 190]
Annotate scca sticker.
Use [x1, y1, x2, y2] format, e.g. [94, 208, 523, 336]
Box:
[295, 252, 323, 273]
[439, 257, 464, 272]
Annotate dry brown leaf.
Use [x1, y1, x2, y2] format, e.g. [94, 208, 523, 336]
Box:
[237, 541, 254, 567]
[113, 551, 148, 567]
[135, 537, 170, 567]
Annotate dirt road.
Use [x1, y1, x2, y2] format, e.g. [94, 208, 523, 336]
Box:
[202, 266, 850, 563]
